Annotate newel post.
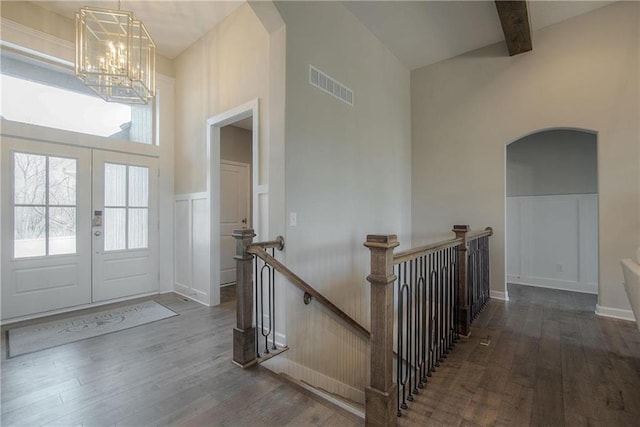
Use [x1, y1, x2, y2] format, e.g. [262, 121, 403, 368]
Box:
[364, 235, 399, 427]
[233, 228, 257, 368]
[453, 225, 471, 337]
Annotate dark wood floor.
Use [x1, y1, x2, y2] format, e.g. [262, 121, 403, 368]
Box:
[0, 291, 358, 427]
[3, 284, 639, 426]
[398, 284, 640, 426]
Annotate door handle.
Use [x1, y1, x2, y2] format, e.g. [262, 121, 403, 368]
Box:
[242, 218, 247, 224]
[94, 230, 102, 236]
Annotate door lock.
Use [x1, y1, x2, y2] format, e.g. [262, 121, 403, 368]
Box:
[94, 230, 102, 236]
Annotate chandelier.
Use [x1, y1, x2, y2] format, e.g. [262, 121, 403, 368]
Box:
[75, 3, 156, 104]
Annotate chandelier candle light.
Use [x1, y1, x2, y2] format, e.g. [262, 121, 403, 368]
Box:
[75, 2, 156, 104]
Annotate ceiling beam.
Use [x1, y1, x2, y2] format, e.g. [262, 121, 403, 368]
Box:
[495, 0, 532, 56]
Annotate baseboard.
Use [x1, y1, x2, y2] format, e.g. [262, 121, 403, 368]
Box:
[260, 355, 365, 404]
[507, 276, 597, 295]
[173, 288, 210, 307]
[490, 290, 510, 301]
[595, 304, 637, 322]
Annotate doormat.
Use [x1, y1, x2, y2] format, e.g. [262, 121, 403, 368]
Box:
[6, 301, 178, 358]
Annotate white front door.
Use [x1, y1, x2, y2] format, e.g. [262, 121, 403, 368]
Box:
[92, 150, 159, 302]
[1, 138, 92, 318]
[220, 161, 250, 285]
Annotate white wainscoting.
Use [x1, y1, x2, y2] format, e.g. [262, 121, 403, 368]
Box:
[174, 193, 210, 305]
[507, 194, 598, 294]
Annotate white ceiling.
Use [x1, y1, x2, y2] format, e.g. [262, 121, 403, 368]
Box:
[33, 1, 613, 67]
[343, 1, 614, 70]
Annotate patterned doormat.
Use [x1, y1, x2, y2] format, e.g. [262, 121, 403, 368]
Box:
[6, 301, 178, 358]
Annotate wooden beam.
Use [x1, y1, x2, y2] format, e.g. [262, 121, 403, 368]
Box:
[495, 0, 532, 56]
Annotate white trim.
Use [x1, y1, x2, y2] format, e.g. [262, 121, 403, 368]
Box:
[173, 290, 210, 307]
[280, 374, 364, 420]
[0, 291, 159, 326]
[595, 304, 636, 322]
[206, 99, 261, 307]
[1, 120, 159, 158]
[507, 277, 597, 295]
[490, 290, 510, 301]
[0, 17, 74, 64]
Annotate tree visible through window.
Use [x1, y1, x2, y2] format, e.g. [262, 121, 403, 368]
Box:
[14, 152, 77, 258]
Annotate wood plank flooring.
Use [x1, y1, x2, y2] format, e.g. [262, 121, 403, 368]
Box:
[3, 284, 640, 426]
[1, 291, 358, 427]
[398, 284, 640, 426]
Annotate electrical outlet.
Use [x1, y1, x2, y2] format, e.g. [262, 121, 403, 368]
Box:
[556, 263, 563, 273]
[289, 212, 297, 227]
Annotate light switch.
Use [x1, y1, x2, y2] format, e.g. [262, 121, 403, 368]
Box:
[289, 212, 297, 227]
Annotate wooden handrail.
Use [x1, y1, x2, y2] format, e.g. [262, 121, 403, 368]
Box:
[248, 246, 371, 340]
[392, 227, 493, 266]
[393, 237, 463, 265]
[467, 227, 493, 241]
[248, 236, 285, 251]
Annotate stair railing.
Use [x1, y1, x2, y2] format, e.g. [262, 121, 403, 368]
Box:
[231, 229, 370, 368]
[364, 225, 492, 426]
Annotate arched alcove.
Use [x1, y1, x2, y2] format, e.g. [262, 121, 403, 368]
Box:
[505, 128, 598, 296]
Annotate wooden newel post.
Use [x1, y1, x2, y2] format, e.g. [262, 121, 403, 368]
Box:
[453, 225, 471, 337]
[364, 235, 399, 427]
[233, 228, 257, 368]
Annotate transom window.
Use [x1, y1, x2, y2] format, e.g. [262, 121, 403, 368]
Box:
[104, 163, 149, 251]
[0, 50, 154, 144]
[13, 152, 77, 258]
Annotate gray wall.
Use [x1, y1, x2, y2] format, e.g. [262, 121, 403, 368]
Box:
[221, 125, 252, 164]
[507, 129, 597, 196]
[274, 0, 411, 401]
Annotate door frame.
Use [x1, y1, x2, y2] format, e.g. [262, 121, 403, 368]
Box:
[206, 99, 260, 306]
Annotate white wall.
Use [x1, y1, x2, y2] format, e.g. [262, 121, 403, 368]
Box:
[507, 194, 598, 294]
[411, 2, 639, 312]
[173, 4, 270, 194]
[173, 193, 209, 304]
[274, 1, 411, 402]
[173, 2, 285, 306]
[507, 129, 597, 196]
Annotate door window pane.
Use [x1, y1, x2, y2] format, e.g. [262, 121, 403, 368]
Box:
[104, 208, 126, 251]
[104, 163, 126, 206]
[128, 208, 148, 249]
[14, 153, 46, 205]
[49, 157, 76, 206]
[14, 206, 46, 257]
[103, 164, 149, 251]
[13, 152, 78, 258]
[128, 166, 148, 207]
[49, 207, 76, 255]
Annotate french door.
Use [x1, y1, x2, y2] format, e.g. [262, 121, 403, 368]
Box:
[92, 150, 158, 302]
[1, 139, 158, 320]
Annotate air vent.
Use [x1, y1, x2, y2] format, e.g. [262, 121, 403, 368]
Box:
[309, 65, 353, 106]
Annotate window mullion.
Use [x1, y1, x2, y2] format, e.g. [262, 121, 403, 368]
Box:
[125, 165, 129, 250]
[45, 155, 50, 256]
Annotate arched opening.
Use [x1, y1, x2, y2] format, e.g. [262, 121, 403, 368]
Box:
[505, 128, 598, 301]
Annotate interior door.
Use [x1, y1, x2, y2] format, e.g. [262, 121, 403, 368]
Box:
[220, 161, 250, 285]
[92, 150, 158, 302]
[1, 138, 92, 319]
